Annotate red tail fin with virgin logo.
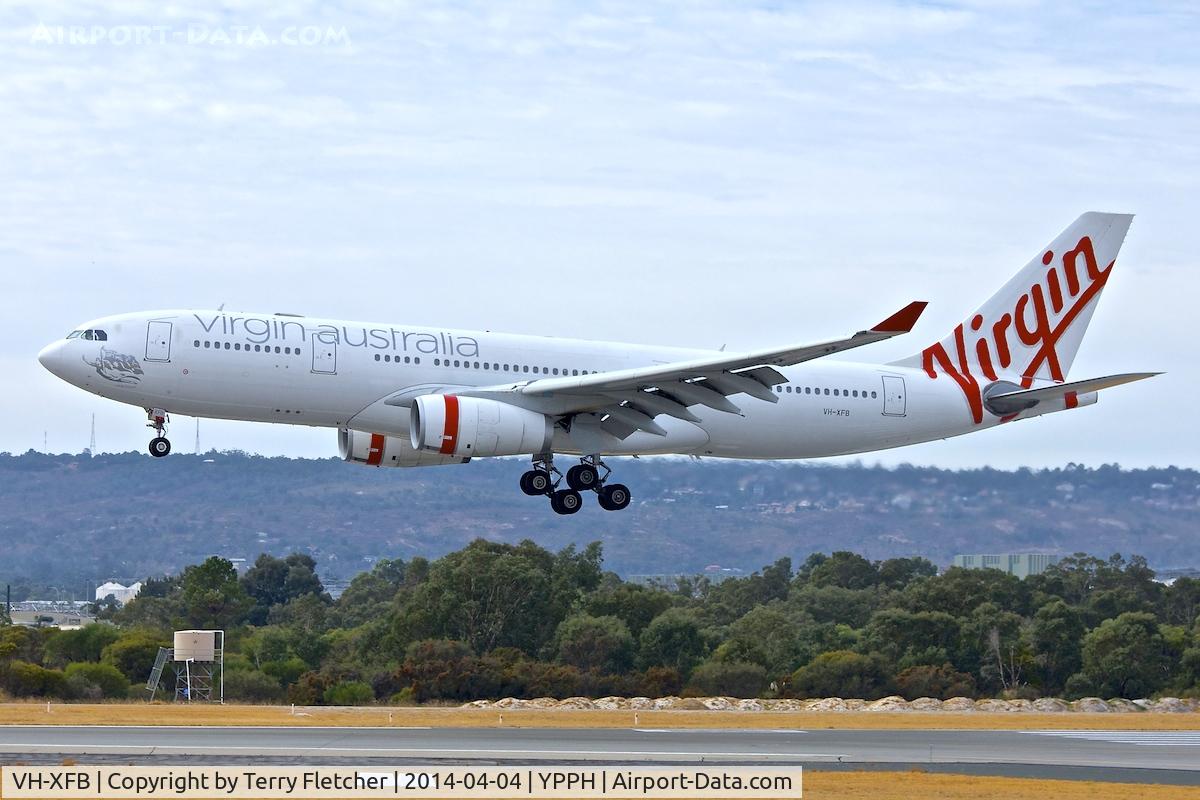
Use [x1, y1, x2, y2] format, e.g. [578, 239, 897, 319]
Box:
[893, 212, 1134, 423]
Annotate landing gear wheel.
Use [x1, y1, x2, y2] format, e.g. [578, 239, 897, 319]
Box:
[566, 464, 600, 491]
[149, 437, 171, 458]
[520, 469, 552, 496]
[598, 483, 631, 511]
[550, 489, 583, 515]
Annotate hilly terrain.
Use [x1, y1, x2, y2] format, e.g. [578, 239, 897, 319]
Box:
[1, 451, 1197, 592]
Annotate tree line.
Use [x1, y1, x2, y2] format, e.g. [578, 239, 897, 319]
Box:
[2, 540, 1199, 703]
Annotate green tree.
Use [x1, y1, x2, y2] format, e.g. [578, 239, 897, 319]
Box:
[860, 609, 960, 669]
[583, 581, 674, 637]
[791, 651, 891, 699]
[1028, 600, 1085, 694]
[330, 558, 407, 628]
[394, 540, 601, 655]
[101, 629, 168, 683]
[1077, 612, 1169, 698]
[553, 614, 634, 673]
[807, 552, 878, 590]
[714, 604, 808, 677]
[179, 557, 253, 630]
[638, 609, 706, 675]
[241, 553, 329, 625]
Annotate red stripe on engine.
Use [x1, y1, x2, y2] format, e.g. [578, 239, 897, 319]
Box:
[1064, 391, 1079, 409]
[440, 395, 460, 455]
[366, 433, 385, 466]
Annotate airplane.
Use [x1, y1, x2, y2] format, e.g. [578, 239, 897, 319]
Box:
[38, 212, 1157, 514]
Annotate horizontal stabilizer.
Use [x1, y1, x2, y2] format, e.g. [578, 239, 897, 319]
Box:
[984, 372, 1160, 415]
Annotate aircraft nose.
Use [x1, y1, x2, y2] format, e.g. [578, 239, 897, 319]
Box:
[37, 340, 67, 377]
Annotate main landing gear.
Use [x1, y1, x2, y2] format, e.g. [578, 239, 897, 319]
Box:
[520, 454, 631, 515]
[146, 408, 171, 457]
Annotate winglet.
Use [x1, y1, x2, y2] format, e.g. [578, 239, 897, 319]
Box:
[872, 301, 928, 333]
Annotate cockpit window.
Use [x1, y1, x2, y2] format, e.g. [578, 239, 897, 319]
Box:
[80, 329, 108, 341]
[66, 330, 82, 339]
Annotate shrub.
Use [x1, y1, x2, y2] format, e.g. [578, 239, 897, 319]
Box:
[261, 657, 309, 688]
[63, 663, 129, 699]
[2, 661, 69, 698]
[636, 666, 682, 698]
[323, 680, 374, 706]
[44, 625, 121, 666]
[101, 630, 167, 683]
[894, 664, 976, 700]
[65, 673, 102, 700]
[790, 651, 891, 699]
[224, 670, 286, 702]
[685, 661, 768, 698]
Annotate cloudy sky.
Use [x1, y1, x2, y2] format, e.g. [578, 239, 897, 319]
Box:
[2, 1, 1196, 468]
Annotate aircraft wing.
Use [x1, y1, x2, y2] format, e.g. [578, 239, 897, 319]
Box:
[984, 372, 1161, 415]
[451, 301, 928, 438]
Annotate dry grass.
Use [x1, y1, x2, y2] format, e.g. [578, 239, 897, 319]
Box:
[803, 771, 1200, 799]
[1, 702, 1198, 730]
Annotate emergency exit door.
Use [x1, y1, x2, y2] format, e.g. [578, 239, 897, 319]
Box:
[145, 321, 172, 362]
[881, 375, 907, 416]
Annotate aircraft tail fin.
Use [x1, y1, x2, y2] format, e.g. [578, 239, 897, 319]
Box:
[892, 211, 1134, 388]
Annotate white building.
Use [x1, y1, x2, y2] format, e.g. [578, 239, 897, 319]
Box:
[95, 581, 142, 605]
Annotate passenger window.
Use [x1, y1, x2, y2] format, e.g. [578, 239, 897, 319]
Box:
[805, 387, 811, 394]
[786, 386, 792, 393]
[204, 341, 211, 348]
[193, 340, 200, 347]
[871, 391, 878, 398]
[374, 354, 381, 361]
[823, 388, 830, 395]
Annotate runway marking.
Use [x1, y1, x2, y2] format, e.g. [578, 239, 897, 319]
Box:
[1026, 731, 1200, 746]
[0, 743, 842, 760]
[635, 729, 809, 734]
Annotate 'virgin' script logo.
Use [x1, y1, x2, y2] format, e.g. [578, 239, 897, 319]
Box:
[920, 236, 1113, 423]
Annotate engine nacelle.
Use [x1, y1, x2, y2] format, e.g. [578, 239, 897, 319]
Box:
[410, 395, 553, 458]
[339, 427, 469, 468]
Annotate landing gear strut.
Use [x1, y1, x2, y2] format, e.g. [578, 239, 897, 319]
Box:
[518, 454, 631, 513]
[146, 408, 171, 457]
[520, 454, 583, 515]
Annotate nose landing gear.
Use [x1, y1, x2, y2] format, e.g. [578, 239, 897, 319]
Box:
[146, 408, 171, 457]
[519, 454, 631, 514]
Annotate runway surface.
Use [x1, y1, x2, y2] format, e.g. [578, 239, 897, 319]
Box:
[1, 726, 1198, 784]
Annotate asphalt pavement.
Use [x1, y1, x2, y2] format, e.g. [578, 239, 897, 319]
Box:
[0, 725, 1197, 784]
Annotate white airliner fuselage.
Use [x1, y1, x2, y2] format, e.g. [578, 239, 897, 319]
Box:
[37, 213, 1155, 514]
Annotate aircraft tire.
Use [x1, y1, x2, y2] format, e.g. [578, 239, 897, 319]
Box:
[550, 489, 583, 515]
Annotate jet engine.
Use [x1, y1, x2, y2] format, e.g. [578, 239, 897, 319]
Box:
[339, 427, 469, 468]
[410, 395, 553, 458]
